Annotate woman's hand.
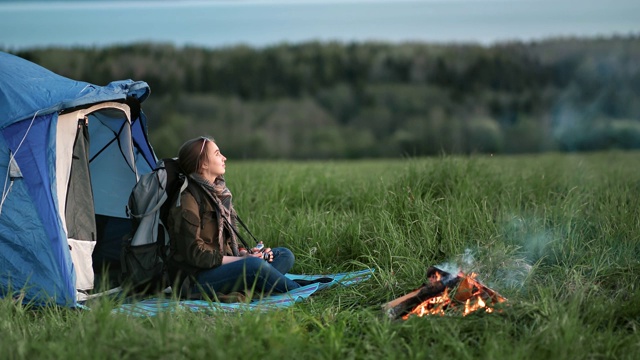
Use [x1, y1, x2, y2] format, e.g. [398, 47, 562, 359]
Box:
[261, 247, 274, 263]
[248, 245, 274, 263]
[241, 250, 263, 259]
[239, 243, 274, 262]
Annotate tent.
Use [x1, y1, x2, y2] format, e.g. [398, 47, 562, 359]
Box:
[0, 51, 158, 306]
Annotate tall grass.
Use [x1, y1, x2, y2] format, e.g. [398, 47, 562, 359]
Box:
[2, 151, 639, 359]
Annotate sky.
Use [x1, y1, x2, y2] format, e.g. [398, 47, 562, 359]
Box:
[1, 0, 639, 50]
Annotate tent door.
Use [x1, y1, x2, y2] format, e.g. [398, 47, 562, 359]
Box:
[65, 116, 97, 291]
[57, 102, 132, 292]
[66, 117, 96, 242]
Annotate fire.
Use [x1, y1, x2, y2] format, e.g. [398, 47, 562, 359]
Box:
[402, 271, 506, 320]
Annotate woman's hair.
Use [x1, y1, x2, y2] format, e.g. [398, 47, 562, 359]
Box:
[177, 136, 215, 175]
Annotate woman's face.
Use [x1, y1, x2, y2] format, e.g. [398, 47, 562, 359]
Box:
[200, 141, 226, 181]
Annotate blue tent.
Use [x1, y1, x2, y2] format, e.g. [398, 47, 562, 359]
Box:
[0, 51, 158, 306]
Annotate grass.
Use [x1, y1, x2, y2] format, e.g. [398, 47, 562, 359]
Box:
[2, 151, 640, 359]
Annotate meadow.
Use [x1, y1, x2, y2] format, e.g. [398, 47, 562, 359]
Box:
[1, 151, 639, 359]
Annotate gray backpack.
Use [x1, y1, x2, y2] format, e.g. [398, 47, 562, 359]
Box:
[120, 158, 195, 292]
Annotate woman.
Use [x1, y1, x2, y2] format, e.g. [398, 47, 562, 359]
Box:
[166, 136, 303, 298]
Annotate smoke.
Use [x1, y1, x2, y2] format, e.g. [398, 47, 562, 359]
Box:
[506, 214, 556, 263]
[430, 212, 568, 292]
[552, 89, 640, 151]
[435, 247, 533, 292]
[491, 258, 533, 290]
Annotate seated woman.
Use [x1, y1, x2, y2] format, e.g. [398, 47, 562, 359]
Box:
[166, 136, 306, 299]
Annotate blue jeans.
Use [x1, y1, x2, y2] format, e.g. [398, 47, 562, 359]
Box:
[193, 247, 301, 296]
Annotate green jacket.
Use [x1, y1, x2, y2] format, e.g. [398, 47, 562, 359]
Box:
[167, 186, 234, 276]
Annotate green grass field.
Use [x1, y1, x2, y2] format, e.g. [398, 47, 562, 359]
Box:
[2, 151, 639, 359]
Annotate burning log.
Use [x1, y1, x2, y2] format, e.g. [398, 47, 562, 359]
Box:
[383, 266, 506, 320]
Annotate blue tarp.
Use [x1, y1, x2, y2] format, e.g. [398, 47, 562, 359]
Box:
[114, 269, 375, 317]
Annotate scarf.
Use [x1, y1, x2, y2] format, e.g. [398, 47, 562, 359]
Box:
[189, 173, 239, 256]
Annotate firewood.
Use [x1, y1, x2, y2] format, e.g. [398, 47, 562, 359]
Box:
[383, 278, 458, 320]
[382, 265, 507, 320]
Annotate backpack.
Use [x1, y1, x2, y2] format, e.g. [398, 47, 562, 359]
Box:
[120, 158, 199, 293]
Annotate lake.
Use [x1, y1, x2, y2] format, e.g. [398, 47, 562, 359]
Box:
[1, 0, 639, 50]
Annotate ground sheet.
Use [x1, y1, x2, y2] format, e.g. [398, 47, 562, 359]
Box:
[112, 268, 374, 317]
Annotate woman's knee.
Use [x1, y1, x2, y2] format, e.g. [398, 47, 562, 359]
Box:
[270, 247, 295, 274]
[273, 247, 295, 262]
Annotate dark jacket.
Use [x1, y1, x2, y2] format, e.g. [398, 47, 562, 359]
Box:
[166, 186, 234, 279]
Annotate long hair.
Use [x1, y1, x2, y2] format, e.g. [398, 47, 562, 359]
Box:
[177, 136, 238, 255]
[177, 136, 214, 175]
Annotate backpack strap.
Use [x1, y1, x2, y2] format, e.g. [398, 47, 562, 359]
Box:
[184, 181, 253, 250]
[173, 176, 190, 208]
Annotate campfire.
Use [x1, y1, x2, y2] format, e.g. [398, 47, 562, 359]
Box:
[384, 266, 507, 320]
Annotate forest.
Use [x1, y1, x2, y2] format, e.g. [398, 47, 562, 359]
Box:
[8, 35, 640, 159]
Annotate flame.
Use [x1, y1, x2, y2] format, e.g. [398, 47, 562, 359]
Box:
[403, 271, 506, 320]
[402, 289, 449, 319]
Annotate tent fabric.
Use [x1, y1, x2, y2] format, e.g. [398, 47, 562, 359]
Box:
[2, 115, 76, 305]
[88, 110, 142, 218]
[0, 53, 149, 129]
[0, 51, 157, 306]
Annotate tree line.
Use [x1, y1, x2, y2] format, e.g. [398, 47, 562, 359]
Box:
[8, 35, 640, 159]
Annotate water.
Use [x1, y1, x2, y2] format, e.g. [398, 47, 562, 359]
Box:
[1, 0, 639, 50]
